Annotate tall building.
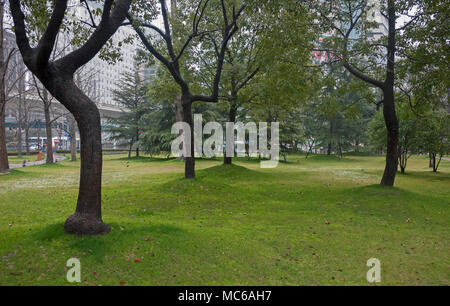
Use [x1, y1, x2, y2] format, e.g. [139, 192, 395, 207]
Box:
[72, 1, 138, 110]
[367, 1, 389, 40]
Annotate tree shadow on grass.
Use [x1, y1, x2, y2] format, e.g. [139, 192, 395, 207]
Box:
[397, 170, 450, 182]
[166, 163, 272, 188]
[115, 156, 177, 163]
[32, 222, 184, 263]
[0, 168, 29, 177]
[325, 184, 449, 219]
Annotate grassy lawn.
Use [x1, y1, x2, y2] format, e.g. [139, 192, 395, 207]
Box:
[0, 154, 449, 286]
[7, 155, 38, 164]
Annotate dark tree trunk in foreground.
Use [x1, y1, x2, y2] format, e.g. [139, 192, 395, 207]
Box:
[55, 81, 104, 233]
[10, 0, 132, 235]
[182, 98, 195, 178]
[380, 87, 399, 186]
[224, 102, 237, 165]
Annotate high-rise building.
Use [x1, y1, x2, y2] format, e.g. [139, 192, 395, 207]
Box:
[72, 1, 138, 109]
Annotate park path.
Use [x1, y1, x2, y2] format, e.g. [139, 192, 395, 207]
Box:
[9, 155, 66, 169]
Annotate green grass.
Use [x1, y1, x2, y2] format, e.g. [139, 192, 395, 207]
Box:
[0, 154, 449, 286]
[7, 155, 38, 164]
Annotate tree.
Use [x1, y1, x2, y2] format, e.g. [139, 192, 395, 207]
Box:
[314, 0, 448, 185]
[105, 69, 148, 158]
[138, 67, 178, 158]
[415, 111, 449, 173]
[314, 0, 401, 186]
[10, 73, 27, 158]
[9, 0, 132, 235]
[0, 0, 8, 170]
[128, 0, 245, 178]
[0, 0, 23, 170]
[194, 2, 262, 164]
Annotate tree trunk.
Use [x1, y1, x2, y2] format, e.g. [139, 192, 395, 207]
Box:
[327, 120, 333, 155]
[136, 130, 140, 157]
[128, 139, 133, 159]
[45, 78, 108, 236]
[380, 0, 399, 187]
[0, 1, 8, 171]
[0, 101, 8, 171]
[380, 88, 399, 186]
[432, 153, 437, 172]
[43, 99, 53, 164]
[8, 0, 132, 236]
[399, 149, 407, 174]
[224, 102, 237, 165]
[17, 97, 23, 158]
[25, 122, 30, 154]
[182, 97, 195, 179]
[69, 116, 77, 161]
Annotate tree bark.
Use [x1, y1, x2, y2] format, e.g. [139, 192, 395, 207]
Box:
[51, 79, 109, 235]
[0, 0, 8, 171]
[380, 88, 399, 185]
[43, 89, 53, 164]
[431, 153, 438, 172]
[380, 1, 399, 186]
[0, 101, 8, 171]
[224, 101, 237, 165]
[182, 96, 195, 179]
